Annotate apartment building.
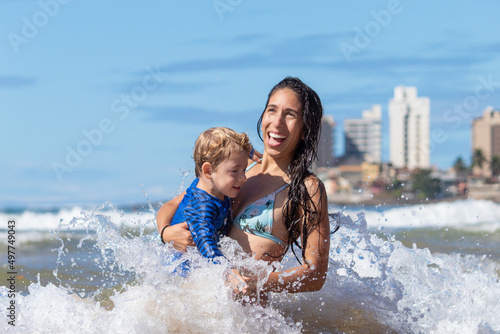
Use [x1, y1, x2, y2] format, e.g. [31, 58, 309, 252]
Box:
[472, 106, 500, 177]
[389, 86, 430, 169]
[344, 104, 382, 164]
[317, 115, 336, 167]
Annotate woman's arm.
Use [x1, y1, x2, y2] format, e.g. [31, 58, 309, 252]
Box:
[261, 177, 330, 293]
[156, 192, 195, 251]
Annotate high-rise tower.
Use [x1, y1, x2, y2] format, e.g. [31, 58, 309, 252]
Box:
[389, 86, 430, 169]
[344, 104, 382, 164]
[317, 115, 336, 167]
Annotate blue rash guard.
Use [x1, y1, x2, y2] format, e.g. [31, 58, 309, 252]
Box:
[171, 178, 231, 263]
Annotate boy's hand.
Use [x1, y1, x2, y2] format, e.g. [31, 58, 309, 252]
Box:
[250, 147, 263, 163]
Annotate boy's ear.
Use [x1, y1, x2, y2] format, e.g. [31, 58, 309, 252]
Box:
[201, 162, 213, 179]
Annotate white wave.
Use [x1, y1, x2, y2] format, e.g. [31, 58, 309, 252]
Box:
[0, 204, 156, 232]
[4, 198, 499, 234]
[338, 199, 500, 231]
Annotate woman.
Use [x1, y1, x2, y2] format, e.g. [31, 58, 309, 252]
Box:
[157, 77, 330, 296]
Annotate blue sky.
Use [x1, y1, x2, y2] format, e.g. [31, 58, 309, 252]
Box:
[2, 0, 500, 208]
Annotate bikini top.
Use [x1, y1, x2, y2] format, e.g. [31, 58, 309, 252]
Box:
[232, 161, 288, 246]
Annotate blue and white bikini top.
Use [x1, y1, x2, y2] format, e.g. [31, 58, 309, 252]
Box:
[232, 161, 288, 246]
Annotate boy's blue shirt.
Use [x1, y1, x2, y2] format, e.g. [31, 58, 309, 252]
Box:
[171, 178, 231, 262]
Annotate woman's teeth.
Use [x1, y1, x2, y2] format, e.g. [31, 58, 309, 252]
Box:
[269, 133, 286, 139]
[268, 132, 286, 146]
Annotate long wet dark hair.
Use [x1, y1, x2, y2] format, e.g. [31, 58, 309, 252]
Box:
[257, 77, 327, 263]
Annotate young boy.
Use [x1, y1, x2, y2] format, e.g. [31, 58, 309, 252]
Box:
[160, 127, 251, 289]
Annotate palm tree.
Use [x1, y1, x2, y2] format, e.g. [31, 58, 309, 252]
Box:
[472, 148, 487, 170]
[491, 156, 500, 178]
[453, 156, 469, 181]
[452, 156, 468, 173]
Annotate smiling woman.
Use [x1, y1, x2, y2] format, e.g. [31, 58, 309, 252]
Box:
[157, 77, 331, 303]
[260, 88, 304, 158]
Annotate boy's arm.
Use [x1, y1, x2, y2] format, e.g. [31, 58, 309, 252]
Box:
[184, 199, 226, 260]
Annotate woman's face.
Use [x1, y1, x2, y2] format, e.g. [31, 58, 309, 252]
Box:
[261, 88, 304, 159]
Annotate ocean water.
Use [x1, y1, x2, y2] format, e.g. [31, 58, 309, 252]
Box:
[1, 199, 499, 333]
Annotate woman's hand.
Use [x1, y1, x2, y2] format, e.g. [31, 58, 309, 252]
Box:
[225, 268, 251, 296]
[157, 192, 195, 251]
[163, 222, 195, 252]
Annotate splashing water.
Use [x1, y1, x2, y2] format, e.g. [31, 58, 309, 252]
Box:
[0, 201, 499, 333]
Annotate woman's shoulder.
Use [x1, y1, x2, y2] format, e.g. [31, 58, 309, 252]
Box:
[302, 173, 327, 203]
[302, 173, 328, 218]
[302, 173, 325, 191]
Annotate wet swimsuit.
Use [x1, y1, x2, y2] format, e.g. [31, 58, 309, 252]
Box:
[232, 162, 287, 246]
[171, 178, 230, 262]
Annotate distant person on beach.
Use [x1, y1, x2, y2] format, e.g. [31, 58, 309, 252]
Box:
[157, 77, 332, 304]
[160, 126, 252, 292]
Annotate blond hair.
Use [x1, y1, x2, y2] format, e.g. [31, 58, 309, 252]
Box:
[193, 127, 251, 177]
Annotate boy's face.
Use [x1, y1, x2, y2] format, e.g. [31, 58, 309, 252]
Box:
[210, 151, 248, 199]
